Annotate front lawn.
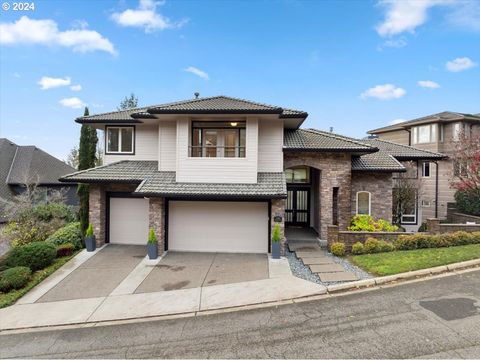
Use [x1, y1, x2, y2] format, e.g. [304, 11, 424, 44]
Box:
[0, 251, 79, 309]
[350, 244, 480, 276]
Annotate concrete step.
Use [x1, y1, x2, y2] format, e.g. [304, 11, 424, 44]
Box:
[301, 257, 335, 265]
[309, 264, 345, 273]
[318, 272, 358, 282]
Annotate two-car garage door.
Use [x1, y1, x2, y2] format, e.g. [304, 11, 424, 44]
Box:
[108, 198, 269, 253]
[168, 201, 269, 253]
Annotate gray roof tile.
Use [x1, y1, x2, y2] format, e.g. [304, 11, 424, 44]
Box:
[284, 129, 376, 152]
[361, 138, 446, 159]
[60, 161, 158, 182]
[77, 96, 307, 123]
[352, 152, 405, 172]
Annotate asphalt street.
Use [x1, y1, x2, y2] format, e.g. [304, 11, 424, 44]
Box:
[1, 269, 479, 359]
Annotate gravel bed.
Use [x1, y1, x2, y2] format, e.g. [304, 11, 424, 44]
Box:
[285, 245, 372, 286]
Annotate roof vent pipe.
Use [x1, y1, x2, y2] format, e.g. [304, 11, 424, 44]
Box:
[329, 127, 333, 133]
[194, 92, 200, 99]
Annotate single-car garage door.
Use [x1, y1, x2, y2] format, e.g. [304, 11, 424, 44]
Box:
[168, 201, 269, 253]
[109, 197, 149, 245]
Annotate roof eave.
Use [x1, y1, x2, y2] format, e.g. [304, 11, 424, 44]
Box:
[147, 108, 284, 115]
[352, 168, 407, 173]
[75, 118, 144, 124]
[133, 192, 287, 199]
[59, 178, 143, 184]
[283, 147, 377, 154]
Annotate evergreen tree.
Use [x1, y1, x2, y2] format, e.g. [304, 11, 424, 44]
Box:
[77, 106, 98, 237]
[118, 93, 138, 110]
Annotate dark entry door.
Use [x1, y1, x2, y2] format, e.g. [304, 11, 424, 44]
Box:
[285, 187, 310, 226]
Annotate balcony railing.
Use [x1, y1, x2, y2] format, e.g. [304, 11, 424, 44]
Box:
[190, 146, 246, 158]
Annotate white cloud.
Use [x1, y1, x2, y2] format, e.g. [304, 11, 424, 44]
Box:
[184, 66, 209, 80]
[38, 76, 71, 90]
[361, 84, 406, 100]
[418, 80, 440, 89]
[111, 0, 187, 33]
[379, 37, 408, 49]
[59, 97, 86, 109]
[0, 16, 116, 55]
[389, 118, 407, 125]
[70, 84, 82, 91]
[446, 57, 477, 72]
[446, 0, 480, 31]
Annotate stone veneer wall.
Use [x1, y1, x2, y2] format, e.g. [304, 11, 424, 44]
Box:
[426, 218, 480, 234]
[271, 198, 286, 255]
[327, 225, 405, 251]
[284, 152, 352, 240]
[351, 172, 393, 221]
[89, 183, 165, 252]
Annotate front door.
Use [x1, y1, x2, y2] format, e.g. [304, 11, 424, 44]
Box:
[285, 187, 310, 227]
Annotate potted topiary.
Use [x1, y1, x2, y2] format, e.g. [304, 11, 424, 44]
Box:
[85, 224, 96, 252]
[272, 223, 281, 259]
[147, 228, 158, 260]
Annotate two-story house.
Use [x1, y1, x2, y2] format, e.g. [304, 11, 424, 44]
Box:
[61, 96, 443, 254]
[368, 112, 480, 228]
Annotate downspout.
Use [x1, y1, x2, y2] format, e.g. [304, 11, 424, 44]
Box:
[434, 160, 439, 218]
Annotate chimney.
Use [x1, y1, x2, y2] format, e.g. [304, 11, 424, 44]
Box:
[194, 92, 200, 99]
[329, 126, 334, 133]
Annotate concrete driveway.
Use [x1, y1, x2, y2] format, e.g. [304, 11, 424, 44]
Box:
[135, 252, 269, 293]
[37, 245, 146, 303]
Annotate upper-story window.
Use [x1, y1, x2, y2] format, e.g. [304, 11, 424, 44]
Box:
[106, 126, 135, 154]
[412, 124, 437, 144]
[191, 121, 246, 158]
[453, 122, 469, 141]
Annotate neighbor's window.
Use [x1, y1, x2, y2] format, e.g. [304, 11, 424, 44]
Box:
[356, 191, 371, 215]
[422, 161, 430, 177]
[412, 124, 437, 144]
[421, 200, 431, 207]
[191, 121, 246, 158]
[401, 191, 417, 224]
[106, 127, 134, 154]
[285, 166, 310, 183]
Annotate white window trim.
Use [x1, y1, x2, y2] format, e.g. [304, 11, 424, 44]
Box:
[356, 191, 371, 216]
[105, 126, 135, 155]
[422, 161, 431, 178]
[421, 200, 431, 207]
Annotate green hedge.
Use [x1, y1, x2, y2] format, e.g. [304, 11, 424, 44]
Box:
[5, 242, 57, 271]
[46, 222, 82, 249]
[330, 242, 346, 257]
[0, 266, 31, 293]
[56, 243, 75, 257]
[348, 215, 399, 232]
[395, 231, 480, 250]
[455, 189, 480, 216]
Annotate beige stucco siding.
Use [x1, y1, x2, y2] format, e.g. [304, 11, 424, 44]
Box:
[175, 117, 259, 183]
[104, 125, 159, 165]
[258, 119, 284, 172]
[158, 121, 176, 171]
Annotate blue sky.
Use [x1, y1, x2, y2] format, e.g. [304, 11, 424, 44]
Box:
[1, 0, 479, 160]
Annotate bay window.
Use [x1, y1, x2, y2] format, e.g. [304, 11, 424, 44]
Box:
[191, 121, 246, 158]
[106, 126, 134, 154]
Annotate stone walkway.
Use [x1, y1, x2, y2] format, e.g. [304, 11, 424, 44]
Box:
[288, 242, 358, 282]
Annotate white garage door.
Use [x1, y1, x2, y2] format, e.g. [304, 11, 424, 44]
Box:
[168, 201, 269, 253]
[109, 198, 149, 245]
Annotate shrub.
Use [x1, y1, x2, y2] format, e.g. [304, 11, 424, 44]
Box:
[348, 215, 398, 232]
[4, 203, 77, 248]
[455, 189, 480, 216]
[418, 222, 428, 232]
[330, 242, 346, 257]
[0, 266, 31, 293]
[147, 228, 157, 244]
[394, 231, 480, 251]
[85, 223, 94, 237]
[377, 240, 395, 252]
[351, 242, 365, 255]
[364, 237, 380, 253]
[272, 224, 281, 243]
[56, 243, 75, 257]
[46, 222, 82, 249]
[5, 242, 57, 271]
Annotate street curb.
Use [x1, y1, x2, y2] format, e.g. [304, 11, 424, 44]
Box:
[326, 258, 480, 293]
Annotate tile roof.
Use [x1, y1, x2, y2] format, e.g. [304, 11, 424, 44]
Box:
[76, 96, 307, 123]
[136, 172, 287, 198]
[352, 152, 406, 172]
[284, 129, 376, 153]
[60, 161, 287, 198]
[361, 138, 446, 159]
[369, 111, 480, 134]
[0, 139, 18, 209]
[60, 161, 158, 182]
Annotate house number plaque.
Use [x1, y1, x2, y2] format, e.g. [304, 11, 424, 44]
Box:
[274, 216, 283, 223]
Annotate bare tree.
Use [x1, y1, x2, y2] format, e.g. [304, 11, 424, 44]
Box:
[392, 161, 424, 225]
[65, 146, 79, 169]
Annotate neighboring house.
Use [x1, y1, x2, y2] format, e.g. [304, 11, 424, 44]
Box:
[0, 138, 79, 223]
[368, 112, 480, 228]
[60, 96, 442, 254]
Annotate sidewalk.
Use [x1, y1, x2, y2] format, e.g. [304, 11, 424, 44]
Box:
[0, 254, 327, 331]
